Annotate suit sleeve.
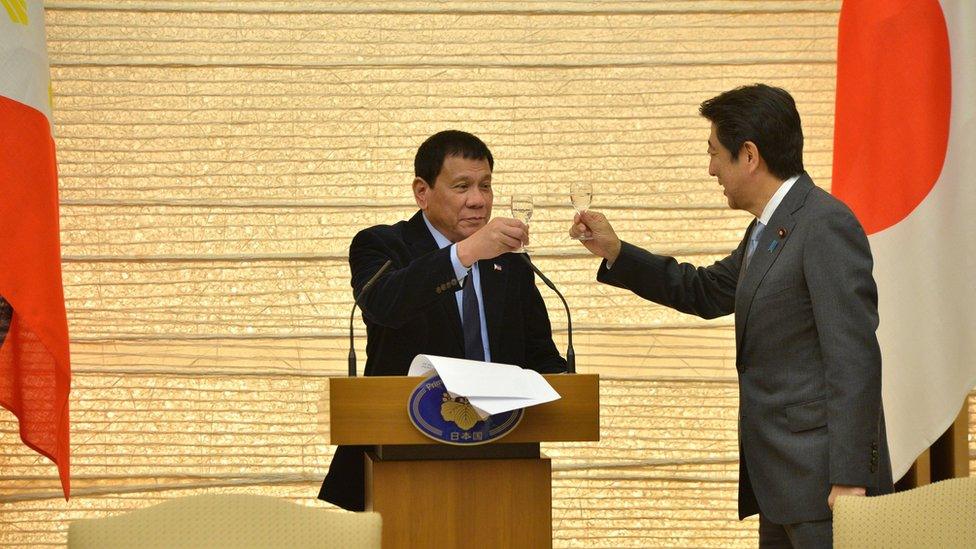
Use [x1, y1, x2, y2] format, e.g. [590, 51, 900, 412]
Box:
[597, 241, 739, 319]
[349, 227, 462, 330]
[804, 209, 882, 487]
[521, 267, 568, 374]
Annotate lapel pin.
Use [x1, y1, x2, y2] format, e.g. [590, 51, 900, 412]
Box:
[493, 263, 502, 272]
[768, 227, 788, 252]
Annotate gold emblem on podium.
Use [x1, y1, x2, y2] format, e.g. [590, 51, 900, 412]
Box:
[440, 393, 479, 430]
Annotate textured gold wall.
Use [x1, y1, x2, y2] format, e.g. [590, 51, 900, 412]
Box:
[2, 1, 973, 547]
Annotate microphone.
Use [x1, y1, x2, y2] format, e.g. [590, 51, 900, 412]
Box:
[518, 254, 575, 374]
[348, 259, 393, 377]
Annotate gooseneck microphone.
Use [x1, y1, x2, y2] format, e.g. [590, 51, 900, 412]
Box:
[518, 254, 575, 374]
[348, 259, 393, 377]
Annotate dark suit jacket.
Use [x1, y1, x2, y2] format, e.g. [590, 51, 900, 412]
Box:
[597, 174, 893, 524]
[319, 210, 567, 510]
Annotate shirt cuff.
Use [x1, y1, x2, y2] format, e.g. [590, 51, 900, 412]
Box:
[449, 244, 471, 282]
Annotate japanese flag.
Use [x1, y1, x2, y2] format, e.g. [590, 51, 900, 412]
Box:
[832, 0, 976, 479]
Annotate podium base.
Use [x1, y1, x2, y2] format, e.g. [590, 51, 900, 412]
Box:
[365, 451, 552, 549]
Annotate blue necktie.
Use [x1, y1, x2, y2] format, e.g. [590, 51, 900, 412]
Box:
[744, 221, 765, 270]
[462, 272, 485, 361]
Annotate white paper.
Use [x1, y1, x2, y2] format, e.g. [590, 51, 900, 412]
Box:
[408, 354, 561, 417]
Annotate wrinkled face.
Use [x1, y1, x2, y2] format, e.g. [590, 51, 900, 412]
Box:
[414, 155, 493, 242]
[707, 124, 750, 211]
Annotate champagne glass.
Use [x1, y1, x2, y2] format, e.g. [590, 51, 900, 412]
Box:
[570, 181, 593, 240]
[510, 196, 533, 253]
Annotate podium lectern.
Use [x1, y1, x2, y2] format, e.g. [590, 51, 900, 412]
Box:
[329, 374, 600, 549]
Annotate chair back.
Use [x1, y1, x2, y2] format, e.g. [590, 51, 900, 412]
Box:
[67, 493, 382, 549]
[834, 476, 976, 548]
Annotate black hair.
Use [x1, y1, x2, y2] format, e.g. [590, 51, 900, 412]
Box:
[699, 84, 804, 180]
[414, 130, 494, 186]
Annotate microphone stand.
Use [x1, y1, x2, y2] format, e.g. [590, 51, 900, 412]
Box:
[518, 254, 575, 374]
[348, 259, 393, 377]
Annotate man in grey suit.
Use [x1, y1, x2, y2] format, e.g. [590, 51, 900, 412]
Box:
[570, 84, 893, 548]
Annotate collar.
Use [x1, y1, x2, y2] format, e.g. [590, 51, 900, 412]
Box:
[757, 174, 800, 226]
[421, 212, 453, 250]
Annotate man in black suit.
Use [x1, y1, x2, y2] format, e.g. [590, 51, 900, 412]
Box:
[571, 85, 892, 548]
[319, 130, 566, 511]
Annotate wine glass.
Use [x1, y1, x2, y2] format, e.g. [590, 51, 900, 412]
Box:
[570, 181, 593, 240]
[510, 196, 533, 253]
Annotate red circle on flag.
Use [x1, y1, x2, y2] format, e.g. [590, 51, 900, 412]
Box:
[831, 0, 951, 235]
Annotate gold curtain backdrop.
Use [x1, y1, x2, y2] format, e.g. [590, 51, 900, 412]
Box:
[1, 1, 972, 547]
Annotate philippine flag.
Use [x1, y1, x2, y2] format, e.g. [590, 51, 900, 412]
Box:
[832, 0, 975, 479]
[0, 0, 71, 499]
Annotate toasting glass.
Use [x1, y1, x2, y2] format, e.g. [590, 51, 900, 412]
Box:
[570, 182, 593, 240]
[510, 195, 533, 253]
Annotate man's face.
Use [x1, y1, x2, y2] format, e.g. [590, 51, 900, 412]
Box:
[707, 124, 750, 211]
[414, 155, 493, 242]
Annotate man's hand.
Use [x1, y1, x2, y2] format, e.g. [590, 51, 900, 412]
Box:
[456, 217, 528, 267]
[570, 210, 622, 264]
[827, 484, 866, 511]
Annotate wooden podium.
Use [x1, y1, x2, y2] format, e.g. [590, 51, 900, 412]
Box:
[329, 374, 600, 549]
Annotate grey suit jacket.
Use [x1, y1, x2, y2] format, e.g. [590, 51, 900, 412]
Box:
[597, 174, 893, 524]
